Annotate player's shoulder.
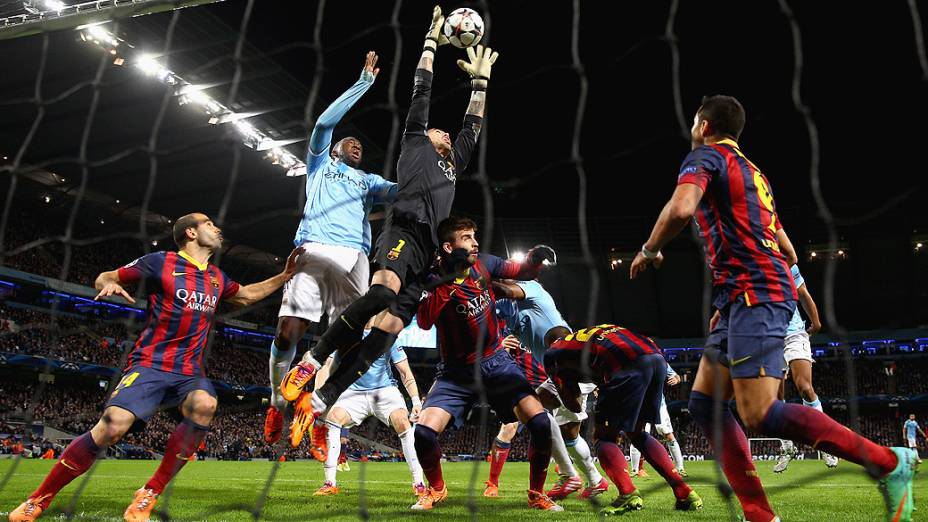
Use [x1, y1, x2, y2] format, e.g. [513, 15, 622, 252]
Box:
[683, 144, 727, 165]
[123, 250, 166, 268]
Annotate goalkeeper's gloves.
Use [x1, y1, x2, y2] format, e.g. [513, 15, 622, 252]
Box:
[424, 5, 449, 51]
[527, 244, 557, 266]
[456, 44, 499, 91]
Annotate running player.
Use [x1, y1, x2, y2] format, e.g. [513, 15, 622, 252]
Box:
[489, 279, 608, 500]
[281, 8, 498, 436]
[264, 51, 397, 445]
[310, 336, 424, 496]
[630, 365, 688, 478]
[544, 324, 702, 515]
[904, 414, 925, 463]
[410, 216, 561, 512]
[629, 95, 917, 521]
[9, 213, 302, 522]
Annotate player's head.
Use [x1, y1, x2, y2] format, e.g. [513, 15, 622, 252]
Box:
[173, 213, 223, 251]
[911, 413, 917, 420]
[692, 95, 745, 150]
[438, 215, 479, 258]
[427, 128, 452, 156]
[544, 326, 571, 349]
[331, 136, 363, 167]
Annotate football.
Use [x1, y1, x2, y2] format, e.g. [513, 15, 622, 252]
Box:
[442, 7, 484, 48]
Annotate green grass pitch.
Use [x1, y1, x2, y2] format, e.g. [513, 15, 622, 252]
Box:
[0, 459, 922, 520]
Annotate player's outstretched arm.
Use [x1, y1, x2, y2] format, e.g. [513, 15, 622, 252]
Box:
[225, 247, 304, 306]
[630, 183, 704, 279]
[393, 358, 422, 419]
[491, 280, 527, 301]
[94, 270, 135, 304]
[449, 45, 498, 171]
[797, 282, 822, 334]
[404, 7, 447, 137]
[308, 51, 379, 158]
[776, 228, 799, 266]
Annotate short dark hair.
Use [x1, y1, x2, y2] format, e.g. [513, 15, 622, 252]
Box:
[698, 95, 746, 140]
[172, 213, 203, 248]
[437, 216, 478, 244]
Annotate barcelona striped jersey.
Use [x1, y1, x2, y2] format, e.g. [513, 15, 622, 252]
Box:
[417, 254, 526, 367]
[544, 324, 663, 384]
[677, 139, 797, 308]
[117, 251, 240, 376]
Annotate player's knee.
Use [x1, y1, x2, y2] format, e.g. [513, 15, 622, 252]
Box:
[796, 380, 816, 401]
[738, 407, 767, 432]
[354, 284, 397, 319]
[688, 390, 713, 423]
[190, 395, 218, 422]
[96, 412, 131, 445]
[498, 423, 518, 442]
[525, 412, 551, 445]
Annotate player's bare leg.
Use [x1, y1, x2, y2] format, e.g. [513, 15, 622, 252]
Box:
[485, 421, 518, 497]
[411, 407, 452, 510]
[389, 408, 425, 495]
[10, 406, 134, 522]
[514, 395, 563, 511]
[789, 358, 838, 467]
[267, 316, 311, 444]
[125, 391, 215, 522]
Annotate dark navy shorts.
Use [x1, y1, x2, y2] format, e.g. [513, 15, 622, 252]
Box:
[596, 353, 667, 434]
[705, 297, 796, 379]
[105, 366, 217, 423]
[423, 350, 536, 430]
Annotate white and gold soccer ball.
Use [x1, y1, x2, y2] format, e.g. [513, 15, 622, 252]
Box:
[442, 8, 484, 49]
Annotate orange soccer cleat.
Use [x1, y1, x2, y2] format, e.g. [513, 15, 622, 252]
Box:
[414, 483, 427, 497]
[528, 490, 564, 511]
[410, 485, 448, 510]
[264, 406, 283, 444]
[483, 481, 499, 498]
[290, 391, 320, 448]
[635, 468, 650, 479]
[312, 482, 340, 496]
[279, 361, 318, 402]
[123, 487, 158, 522]
[310, 422, 328, 462]
[9, 494, 50, 522]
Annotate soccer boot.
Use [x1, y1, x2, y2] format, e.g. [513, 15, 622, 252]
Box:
[546, 475, 582, 500]
[310, 422, 328, 462]
[483, 481, 499, 498]
[264, 406, 283, 444]
[601, 489, 643, 516]
[337, 461, 351, 472]
[823, 451, 839, 468]
[773, 452, 792, 473]
[414, 483, 427, 497]
[677, 467, 689, 477]
[634, 468, 650, 479]
[290, 391, 320, 448]
[280, 361, 318, 402]
[123, 488, 158, 522]
[578, 478, 609, 500]
[9, 494, 50, 522]
[410, 485, 448, 510]
[528, 490, 564, 511]
[674, 490, 703, 511]
[312, 482, 339, 496]
[878, 447, 917, 522]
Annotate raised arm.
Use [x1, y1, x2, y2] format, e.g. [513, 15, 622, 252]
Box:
[776, 228, 799, 266]
[307, 52, 379, 161]
[450, 44, 498, 171]
[225, 247, 303, 307]
[404, 7, 448, 137]
[629, 183, 704, 279]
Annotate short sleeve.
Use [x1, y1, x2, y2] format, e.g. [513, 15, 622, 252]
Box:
[517, 281, 541, 302]
[217, 269, 241, 300]
[366, 173, 398, 205]
[117, 252, 163, 283]
[677, 146, 725, 192]
[478, 254, 520, 280]
[790, 264, 804, 290]
[390, 343, 408, 364]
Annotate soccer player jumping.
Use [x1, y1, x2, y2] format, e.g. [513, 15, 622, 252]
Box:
[10, 214, 302, 522]
[282, 6, 497, 441]
[629, 95, 917, 522]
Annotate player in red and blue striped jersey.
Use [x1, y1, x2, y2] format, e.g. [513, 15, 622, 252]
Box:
[544, 324, 701, 515]
[629, 95, 916, 522]
[10, 213, 302, 522]
[410, 216, 563, 512]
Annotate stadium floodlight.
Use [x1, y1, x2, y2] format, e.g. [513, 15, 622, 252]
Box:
[511, 251, 525, 262]
[134, 53, 161, 75]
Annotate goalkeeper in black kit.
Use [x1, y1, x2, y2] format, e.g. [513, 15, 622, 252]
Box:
[282, 6, 503, 438]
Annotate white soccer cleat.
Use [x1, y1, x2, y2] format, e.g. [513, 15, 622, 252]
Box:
[773, 453, 792, 473]
[823, 452, 839, 468]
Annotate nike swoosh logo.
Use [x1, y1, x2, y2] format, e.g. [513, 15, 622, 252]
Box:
[449, 289, 457, 296]
[60, 458, 78, 471]
[171, 271, 190, 277]
[730, 356, 752, 366]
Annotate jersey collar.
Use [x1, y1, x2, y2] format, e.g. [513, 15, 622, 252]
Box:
[716, 138, 740, 149]
[177, 250, 209, 271]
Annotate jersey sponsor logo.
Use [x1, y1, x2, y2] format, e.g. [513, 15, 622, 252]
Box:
[176, 288, 218, 313]
[455, 289, 492, 318]
[438, 159, 456, 184]
[323, 169, 367, 190]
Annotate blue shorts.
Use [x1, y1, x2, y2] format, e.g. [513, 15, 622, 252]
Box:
[105, 366, 216, 423]
[596, 353, 667, 434]
[705, 297, 795, 379]
[423, 350, 536, 430]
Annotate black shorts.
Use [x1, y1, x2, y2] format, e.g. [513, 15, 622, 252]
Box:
[373, 215, 435, 325]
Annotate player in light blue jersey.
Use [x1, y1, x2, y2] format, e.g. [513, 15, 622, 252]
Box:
[903, 414, 925, 463]
[311, 335, 425, 496]
[487, 279, 610, 501]
[264, 52, 398, 446]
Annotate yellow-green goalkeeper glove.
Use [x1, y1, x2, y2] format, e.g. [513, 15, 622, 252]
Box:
[456, 44, 499, 90]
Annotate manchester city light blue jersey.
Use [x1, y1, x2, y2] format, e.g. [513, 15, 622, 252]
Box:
[330, 339, 407, 392]
[905, 419, 919, 439]
[786, 265, 806, 335]
[293, 72, 397, 253]
[496, 280, 569, 360]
